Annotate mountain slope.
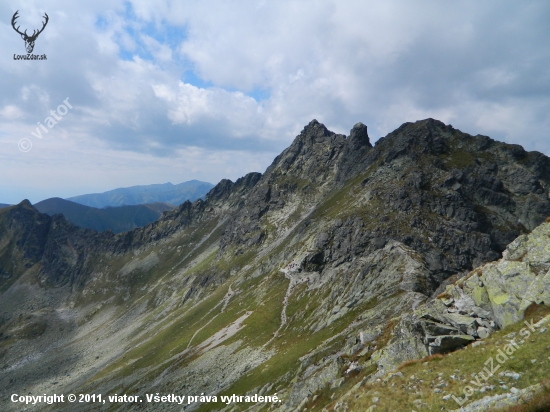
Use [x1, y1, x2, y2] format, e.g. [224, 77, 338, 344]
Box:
[0, 119, 549, 411]
[330, 220, 550, 411]
[67, 180, 214, 208]
[34, 197, 174, 234]
[0, 204, 10, 209]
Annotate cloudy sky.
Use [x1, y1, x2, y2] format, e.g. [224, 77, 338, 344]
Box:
[1, 1, 549, 204]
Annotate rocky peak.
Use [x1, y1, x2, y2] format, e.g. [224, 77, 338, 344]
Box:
[300, 119, 333, 140]
[264, 120, 346, 179]
[219, 120, 364, 251]
[374, 118, 454, 161]
[334, 122, 373, 183]
[0, 201, 95, 288]
[205, 172, 262, 209]
[218, 118, 550, 263]
[348, 122, 371, 147]
[0, 200, 50, 278]
[17, 199, 33, 208]
[264, 120, 373, 184]
[205, 179, 234, 203]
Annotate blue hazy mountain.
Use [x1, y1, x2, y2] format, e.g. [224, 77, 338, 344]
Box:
[66, 180, 214, 208]
[34, 197, 174, 234]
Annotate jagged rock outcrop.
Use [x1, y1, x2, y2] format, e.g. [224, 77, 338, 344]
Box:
[0, 201, 106, 288]
[0, 172, 263, 288]
[222, 118, 550, 290]
[370, 220, 550, 375]
[1, 118, 550, 412]
[3, 119, 550, 292]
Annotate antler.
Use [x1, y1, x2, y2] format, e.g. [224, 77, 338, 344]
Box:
[11, 11, 26, 37]
[11, 11, 49, 40]
[32, 13, 49, 39]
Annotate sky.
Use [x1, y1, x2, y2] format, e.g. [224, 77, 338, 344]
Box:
[1, 1, 549, 204]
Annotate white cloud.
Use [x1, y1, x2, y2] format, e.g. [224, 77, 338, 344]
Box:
[1, 0, 550, 203]
[157, 82, 264, 137]
[0, 105, 24, 120]
[141, 34, 172, 62]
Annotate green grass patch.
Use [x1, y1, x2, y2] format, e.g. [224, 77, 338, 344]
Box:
[340, 305, 550, 412]
[87, 283, 230, 383]
[197, 297, 377, 411]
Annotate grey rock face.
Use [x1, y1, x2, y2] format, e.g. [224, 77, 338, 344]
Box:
[261, 119, 549, 290]
[368, 220, 550, 374]
[1, 118, 550, 412]
[4, 119, 550, 292]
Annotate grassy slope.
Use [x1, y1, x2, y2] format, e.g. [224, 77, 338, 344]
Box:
[53, 172, 390, 410]
[328, 305, 550, 412]
[62, 157, 452, 409]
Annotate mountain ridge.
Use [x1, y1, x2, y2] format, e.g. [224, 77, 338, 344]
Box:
[33, 197, 174, 234]
[1, 118, 549, 411]
[67, 179, 214, 208]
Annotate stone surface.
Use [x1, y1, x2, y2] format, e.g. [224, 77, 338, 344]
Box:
[1, 119, 550, 411]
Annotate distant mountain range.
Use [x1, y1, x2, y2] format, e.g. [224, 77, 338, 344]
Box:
[34, 197, 174, 234]
[67, 180, 214, 208]
[0, 180, 213, 233]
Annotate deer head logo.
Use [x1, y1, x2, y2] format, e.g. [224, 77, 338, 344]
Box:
[11, 11, 49, 54]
